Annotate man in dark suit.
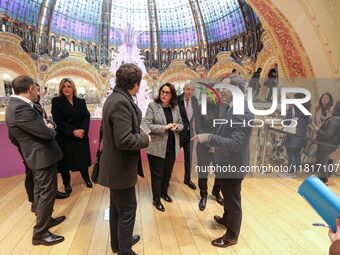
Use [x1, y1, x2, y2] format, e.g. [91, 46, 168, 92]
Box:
[6, 75, 66, 246]
[10, 83, 69, 213]
[178, 81, 198, 190]
[193, 82, 253, 248]
[97, 64, 150, 255]
[195, 96, 223, 211]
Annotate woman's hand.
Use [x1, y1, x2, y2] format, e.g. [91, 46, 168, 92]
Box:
[165, 123, 173, 130]
[170, 123, 178, 131]
[73, 129, 85, 138]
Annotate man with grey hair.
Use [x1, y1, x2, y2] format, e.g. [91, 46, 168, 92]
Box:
[192, 82, 253, 248]
[178, 81, 198, 190]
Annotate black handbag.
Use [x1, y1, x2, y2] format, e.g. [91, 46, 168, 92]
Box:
[91, 123, 103, 183]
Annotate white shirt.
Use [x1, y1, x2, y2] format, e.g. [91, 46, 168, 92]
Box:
[11, 95, 34, 108]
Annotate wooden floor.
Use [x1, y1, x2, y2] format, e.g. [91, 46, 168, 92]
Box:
[0, 162, 339, 255]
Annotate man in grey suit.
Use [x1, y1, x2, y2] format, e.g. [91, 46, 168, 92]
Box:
[6, 75, 65, 246]
[97, 64, 150, 255]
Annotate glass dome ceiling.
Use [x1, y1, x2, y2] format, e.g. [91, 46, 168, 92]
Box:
[0, 0, 258, 49]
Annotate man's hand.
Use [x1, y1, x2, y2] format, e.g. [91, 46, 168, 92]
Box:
[191, 133, 210, 143]
[147, 134, 151, 143]
[329, 218, 340, 243]
[46, 123, 54, 129]
[209, 147, 215, 153]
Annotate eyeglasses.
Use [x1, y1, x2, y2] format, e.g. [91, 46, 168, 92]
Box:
[160, 90, 171, 96]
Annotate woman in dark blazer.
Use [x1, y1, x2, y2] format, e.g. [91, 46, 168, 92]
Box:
[51, 78, 92, 194]
[145, 83, 183, 212]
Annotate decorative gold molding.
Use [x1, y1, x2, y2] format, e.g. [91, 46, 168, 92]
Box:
[43, 58, 102, 90]
[0, 32, 38, 78]
[207, 51, 249, 79]
[159, 59, 199, 84]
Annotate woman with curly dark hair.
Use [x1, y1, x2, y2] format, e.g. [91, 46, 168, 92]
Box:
[144, 83, 183, 212]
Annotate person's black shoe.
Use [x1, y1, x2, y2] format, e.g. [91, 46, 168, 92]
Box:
[31, 203, 36, 213]
[153, 201, 165, 212]
[32, 231, 64, 246]
[184, 180, 196, 190]
[212, 191, 224, 206]
[64, 185, 72, 194]
[85, 180, 93, 188]
[199, 196, 207, 211]
[56, 191, 69, 199]
[111, 235, 141, 253]
[161, 194, 173, 203]
[132, 235, 141, 245]
[48, 216, 66, 228]
[214, 215, 228, 228]
[211, 234, 237, 248]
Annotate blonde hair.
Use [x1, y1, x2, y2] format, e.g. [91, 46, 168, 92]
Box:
[58, 78, 78, 97]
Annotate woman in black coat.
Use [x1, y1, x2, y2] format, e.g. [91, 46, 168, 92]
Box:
[283, 93, 311, 177]
[315, 101, 340, 184]
[51, 78, 92, 193]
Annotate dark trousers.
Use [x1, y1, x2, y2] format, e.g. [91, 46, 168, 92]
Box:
[24, 162, 34, 203]
[220, 178, 243, 240]
[147, 151, 176, 203]
[61, 168, 90, 186]
[110, 187, 137, 255]
[316, 149, 332, 179]
[15, 146, 35, 203]
[198, 178, 221, 197]
[197, 144, 221, 197]
[32, 164, 57, 238]
[286, 147, 302, 173]
[182, 131, 192, 182]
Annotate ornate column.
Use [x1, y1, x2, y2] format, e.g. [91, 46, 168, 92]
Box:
[99, 0, 112, 66]
[36, 0, 57, 55]
[188, 0, 208, 65]
[147, 0, 160, 68]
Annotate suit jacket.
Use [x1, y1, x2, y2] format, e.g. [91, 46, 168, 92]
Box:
[51, 95, 91, 171]
[330, 240, 340, 255]
[178, 94, 198, 143]
[144, 101, 183, 158]
[97, 87, 149, 190]
[5, 97, 62, 170]
[209, 102, 253, 178]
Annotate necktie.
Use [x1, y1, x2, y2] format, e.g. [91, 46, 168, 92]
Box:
[186, 98, 191, 120]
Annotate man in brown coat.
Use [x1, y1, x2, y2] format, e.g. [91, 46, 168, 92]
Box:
[97, 64, 150, 255]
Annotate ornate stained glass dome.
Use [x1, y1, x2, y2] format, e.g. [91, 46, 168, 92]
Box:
[0, 0, 262, 69]
[0, 0, 259, 48]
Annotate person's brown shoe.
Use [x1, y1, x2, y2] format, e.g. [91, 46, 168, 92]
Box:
[211, 235, 237, 248]
[214, 215, 227, 228]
